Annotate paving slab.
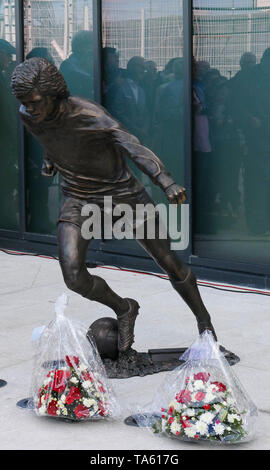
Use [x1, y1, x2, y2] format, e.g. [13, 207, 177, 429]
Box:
[0, 251, 269, 450]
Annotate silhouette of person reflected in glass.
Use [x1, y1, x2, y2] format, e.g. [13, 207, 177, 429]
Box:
[152, 58, 184, 165]
[26, 47, 55, 64]
[25, 46, 59, 233]
[142, 60, 162, 128]
[102, 46, 126, 115]
[60, 30, 94, 100]
[108, 56, 148, 144]
[235, 48, 270, 235]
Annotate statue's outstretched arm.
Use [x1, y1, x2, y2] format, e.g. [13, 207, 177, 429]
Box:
[112, 128, 186, 204]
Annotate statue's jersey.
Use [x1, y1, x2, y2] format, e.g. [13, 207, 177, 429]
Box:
[20, 96, 174, 201]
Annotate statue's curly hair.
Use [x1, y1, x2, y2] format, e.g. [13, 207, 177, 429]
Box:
[11, 57, 70, 99]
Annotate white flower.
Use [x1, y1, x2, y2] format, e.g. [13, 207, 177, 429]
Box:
[60, 394, 66, 403]
[82, 380, 92, 389]
[200, 412, 215, 424]
[83, 398, 96, 408]
[78, 363, 88, 372]
[193, 380, 204, 390]
[70, 377, 79, 384]
[185, 408, 195, 417]
[213, 404, 221, 412]
[195, 420, 208, 435]
[169, 400, 182, 412]
[38, 405, 47, 416]
[204, 392, 216, 403]
[62, 407, 68, 416]
[171, 421, 181, 435]
[227, 413, 241, 423]
[227, 396, 236, 406]
[184, 426, 197, 438]
[213, 423, 225, 435]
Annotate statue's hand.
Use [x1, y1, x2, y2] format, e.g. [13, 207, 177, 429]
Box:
[41, 160, 57, 177]
[165, 183, 187, 205]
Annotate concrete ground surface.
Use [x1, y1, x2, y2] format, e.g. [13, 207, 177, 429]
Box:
[0, 249, 269, 451]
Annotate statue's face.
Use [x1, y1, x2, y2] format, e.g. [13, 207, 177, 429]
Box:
[20, 89, 57, 123]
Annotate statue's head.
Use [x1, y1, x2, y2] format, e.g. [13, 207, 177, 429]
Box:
[11, 57, 70, 123]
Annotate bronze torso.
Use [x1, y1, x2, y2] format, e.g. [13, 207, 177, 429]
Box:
[20, 96, 174, 201]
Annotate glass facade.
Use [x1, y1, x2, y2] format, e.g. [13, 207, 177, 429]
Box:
[193, 0, 270, 265]
[101, 0, 185, 254]
[23, 0, 94, 234]
[0, 0, 269, 285]
[0, 0, 19, 230]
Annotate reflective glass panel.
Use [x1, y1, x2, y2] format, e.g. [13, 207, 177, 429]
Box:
[102, 0, 185, 253]
[0, 0, 19, 230]
[23, 0, 93, 234]
[193, 0, 270, 264]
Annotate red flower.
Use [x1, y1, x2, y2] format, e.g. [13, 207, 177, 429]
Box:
[168, 406, 174, 416]
[81, 371, 93, 382]
[180, 417, 191, 429]
[168, 417, 174, 424]
[203, 404, 211, 410]
[195, 391, 206, 402]
[65, 355, 80, 368]
[47, 400, 58, 416]
[194, 372, 210, 383]
[211, 381, 227, 393]
[98, 402, 107, 417]
[98, 385, 105, 393]
[52, 370, 70, 394]
[74, 404, 89, 419]
[65, 386, 82, 405]
[175, 389, 191, 404]
[161, 414, 166, 419]
[44, 382, 52, 391]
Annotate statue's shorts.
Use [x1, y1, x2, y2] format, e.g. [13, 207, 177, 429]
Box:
[57, 189, 164, 238]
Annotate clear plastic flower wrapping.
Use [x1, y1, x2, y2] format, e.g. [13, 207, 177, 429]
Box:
[29, 293, 121, 421]
[135, 330, 258, 444]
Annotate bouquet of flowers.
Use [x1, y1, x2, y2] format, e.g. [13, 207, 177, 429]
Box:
[36, 355, 110, 420]
[30, 293, 120, 421]
[135, 331, 257, 444]
[153, 371, 247, 442]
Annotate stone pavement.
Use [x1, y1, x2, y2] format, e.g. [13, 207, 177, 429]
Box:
[0, 250, 269, 450]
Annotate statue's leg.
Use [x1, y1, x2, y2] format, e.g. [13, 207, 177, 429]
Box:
[135, 216, 217, 340]
[57, 221, 139, 352]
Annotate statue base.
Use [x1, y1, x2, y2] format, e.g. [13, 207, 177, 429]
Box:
[102, 346, 240, 379]
[88, 317, 240, 379]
